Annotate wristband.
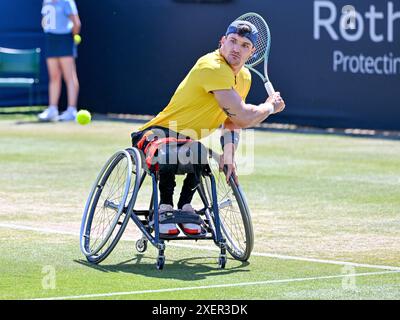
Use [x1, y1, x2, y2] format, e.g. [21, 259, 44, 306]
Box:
[259, 102, 274, 114]
[220, 130, 240, 149]
[264, 102, 275, 114]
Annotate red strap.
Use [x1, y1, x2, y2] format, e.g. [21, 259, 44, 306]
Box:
[141, 137, 192, 171]
[137, 135, 147, 150]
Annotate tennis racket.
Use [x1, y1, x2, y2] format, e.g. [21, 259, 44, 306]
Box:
[235, 12, 275, 96]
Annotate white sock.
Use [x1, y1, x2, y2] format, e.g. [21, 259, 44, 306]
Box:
[67, 106, 77, 111]
[49, 105, 58, 110]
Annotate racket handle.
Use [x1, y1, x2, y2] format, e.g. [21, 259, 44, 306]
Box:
[264, 81, 275, 96]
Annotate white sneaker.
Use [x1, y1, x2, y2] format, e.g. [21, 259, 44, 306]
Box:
[158, 204, 179, 235]
[59, 107, 77, 121]
[38, 106, 59, 122]
[181, 203, 202, 235]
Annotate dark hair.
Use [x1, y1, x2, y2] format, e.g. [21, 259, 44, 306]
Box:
[236, 24, 253, 37]
[220, 23, 254, 48]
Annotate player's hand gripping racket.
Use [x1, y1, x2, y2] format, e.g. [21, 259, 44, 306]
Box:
[235, 12, 275, 96]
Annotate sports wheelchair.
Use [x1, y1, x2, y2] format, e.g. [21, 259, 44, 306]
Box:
[80, 138, 254, 270]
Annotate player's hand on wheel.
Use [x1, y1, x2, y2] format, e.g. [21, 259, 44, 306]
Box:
[219, 145, 239, 185]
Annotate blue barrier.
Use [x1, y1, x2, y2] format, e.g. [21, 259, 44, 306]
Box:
[0, 0, 399, 130]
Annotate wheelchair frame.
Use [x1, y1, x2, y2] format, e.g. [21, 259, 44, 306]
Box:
[80, 146, 253, 270]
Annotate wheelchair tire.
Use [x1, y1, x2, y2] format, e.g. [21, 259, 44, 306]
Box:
[135, 238, 148, 253]
[80, 148, 142, 264]
[202, 151, 254, 261]
[218, 255, 227, 269]
[156, 256, 165, 270]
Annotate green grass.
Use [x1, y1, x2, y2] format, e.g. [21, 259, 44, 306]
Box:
[1, 230, 399, 300]
[0, 116, 399, 299]
[0, 106, 46, 120]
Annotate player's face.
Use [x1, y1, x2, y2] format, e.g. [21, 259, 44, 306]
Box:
[220, 34, 255, 68]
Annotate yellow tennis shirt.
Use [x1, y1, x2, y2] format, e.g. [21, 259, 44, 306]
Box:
[138, 50, 252, 140]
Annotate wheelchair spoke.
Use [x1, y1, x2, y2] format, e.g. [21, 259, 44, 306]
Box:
[81, 150, 135, 256]
[218, 198, 232, 209]
[80, 148, 143, 264]
[90, 206, 115, 251]
[104, 200, 119, 212]
[220, 206, 246, 253]
[201, 151, 253, 261]
[106, 160, 128, 202]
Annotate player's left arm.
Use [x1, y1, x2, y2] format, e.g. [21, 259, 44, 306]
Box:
[221, 118, 241, 150]
[220, 118, 241, 184]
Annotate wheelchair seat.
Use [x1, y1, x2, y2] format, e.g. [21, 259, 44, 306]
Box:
[136, 133, 210, 175]
[158, 140, 209, 175]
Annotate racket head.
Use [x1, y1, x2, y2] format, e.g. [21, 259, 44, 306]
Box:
[235, 12, 271, 68]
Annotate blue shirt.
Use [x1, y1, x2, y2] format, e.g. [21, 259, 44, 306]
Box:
[41, 0, 78, 34]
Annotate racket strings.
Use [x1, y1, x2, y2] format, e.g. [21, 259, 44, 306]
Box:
[237, 15, 271, 67]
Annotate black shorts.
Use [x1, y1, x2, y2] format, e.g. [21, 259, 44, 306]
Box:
[45, 33, 77, 58]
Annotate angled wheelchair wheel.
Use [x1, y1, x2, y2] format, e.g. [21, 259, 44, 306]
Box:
[202, 151, 254, 261]
[80, 147, 142, 264]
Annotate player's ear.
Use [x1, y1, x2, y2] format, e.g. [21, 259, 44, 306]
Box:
[248, 45, 256, 59]
[219, 36, 226, 47]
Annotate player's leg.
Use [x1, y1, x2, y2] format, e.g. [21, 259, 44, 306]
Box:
[59, 56, 79, 121]
[177, 173, 199, 209]
[178, 173, 202, 234]
[158, 171, 179, 235]
[159, 171, 176, 207]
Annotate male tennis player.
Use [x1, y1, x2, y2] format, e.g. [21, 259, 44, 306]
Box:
[131, 20, 285, 236]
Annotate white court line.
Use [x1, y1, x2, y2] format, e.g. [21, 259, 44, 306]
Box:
[0, 223, 77, 236]
[1, 222, 400, 271]
[168, 243, 400, 271]
[33, 270, 400, 300]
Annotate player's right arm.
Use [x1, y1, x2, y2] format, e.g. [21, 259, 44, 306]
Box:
[213, 89, 285, 128]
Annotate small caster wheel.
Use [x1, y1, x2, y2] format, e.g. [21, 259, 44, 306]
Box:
[218, 256, 226, 269]
[156, 256, 165, 270]
[135, 239, 147, 253]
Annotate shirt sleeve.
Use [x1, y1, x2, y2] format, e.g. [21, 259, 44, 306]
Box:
[64, 0, 78, 16]
[199, 64, 235, 93]
[243, 72, 252, 102]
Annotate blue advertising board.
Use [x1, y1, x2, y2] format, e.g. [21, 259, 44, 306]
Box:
[1, 0, 399, 130]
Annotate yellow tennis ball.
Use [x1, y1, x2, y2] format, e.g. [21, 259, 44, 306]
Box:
[74, 34, 82, 45]
[76, 110, 91, 125]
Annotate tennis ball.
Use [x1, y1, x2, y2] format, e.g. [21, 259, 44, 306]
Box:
[74, 34, 82, 45]
[76, 110, 91, 125]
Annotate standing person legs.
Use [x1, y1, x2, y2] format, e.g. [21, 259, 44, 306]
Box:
[38, 58, 62, 121]
[58, 57, 79, 121]
[48, 58, 62, 107]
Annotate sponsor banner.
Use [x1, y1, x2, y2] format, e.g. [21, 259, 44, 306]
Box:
[1, 0, 399, 130]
